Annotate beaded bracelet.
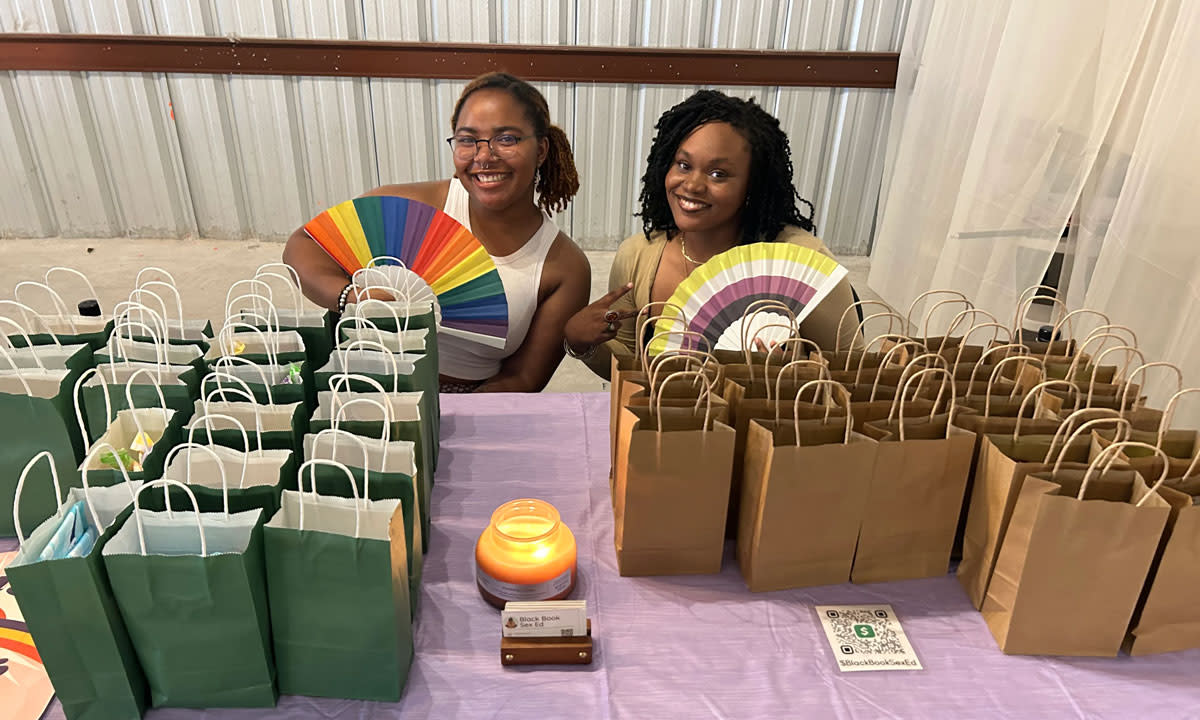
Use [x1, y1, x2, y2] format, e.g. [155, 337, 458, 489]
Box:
[336, 283, 355, 314]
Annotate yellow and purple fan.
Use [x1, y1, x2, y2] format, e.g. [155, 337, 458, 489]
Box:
[304, 195, 508, 348]
[648, 242, 848, 355]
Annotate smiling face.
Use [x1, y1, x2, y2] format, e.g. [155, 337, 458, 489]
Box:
[452, 88, 549, 212]
[664, 121, 753, 239]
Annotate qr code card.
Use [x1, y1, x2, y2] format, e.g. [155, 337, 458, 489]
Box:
[815, 605, 922, 672]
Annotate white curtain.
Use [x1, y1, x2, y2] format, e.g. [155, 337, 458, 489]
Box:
[872, 0, 1200, 419]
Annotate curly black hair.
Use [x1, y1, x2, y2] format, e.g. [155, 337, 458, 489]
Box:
[638, 90, 815, 245]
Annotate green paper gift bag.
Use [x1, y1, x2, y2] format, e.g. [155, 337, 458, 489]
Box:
[72, 366, 187, 486]
[5, 279, 113, 350]
[6, 451, 148, 720]
[310, 377, 431, 551]
[150, 418, 295, 517]
[192, 373, 308, 453]
[102, 478, 277, 708]
[0, 346, 88, 537]
[265, 459, 414, 701]
[230, 266, 334, 370]
[203, 321, 308, 368]
[314, 339, 439, 471]
[123, 274, 215, 347]
[80, 361, 200, 444]
[210, 353, 314, 411]
[99, 317, 208, 371]
[302, 427, 422, 611]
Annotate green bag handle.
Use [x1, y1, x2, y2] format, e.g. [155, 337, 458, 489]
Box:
[311, 428, 373, 497]
[132, 478, 208, 556]
[161, 443, 231, 517]
[186, 413, 253, 489]
[297, 458, 363, 537]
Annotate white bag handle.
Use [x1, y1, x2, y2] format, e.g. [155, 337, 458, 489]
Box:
[355, 297, 411, 338]
[0, 300, 62, 345]
[312, 428, 375, 497]
[0, 315, 39, 351]
[74, 368, 110, 447]
[162, 442, 232, 515]
[335, 315, 391, 352]
[135, 266, 177, 289]
[297, 459, 363, 537]
[218, 320, 280, 368]
[132, 478, 208, 556]
[13, 451, 66, 545]
[110, 318, 168, 369]
[1083, 441, 1171, 506]
[202, 379, 265, 435]
[332, 396, 395, 446]
[201, 371, 262, 405]
[13, 280, 75, 329]
[187, 413, 255, 488]
[340, 339, 402, 392]
[225, 293, 283, 335]
[112, 303, 169, 350]
[252, 270, 304, 318]
[45, 267, 99, 305]
[792, 379, 853, 445]
[125, 290, 174, 340]
[255, 262, 303, 291]
[224, 280, 275, 321]
[210, 355, 277, 405]
[137, 281, 187, 330]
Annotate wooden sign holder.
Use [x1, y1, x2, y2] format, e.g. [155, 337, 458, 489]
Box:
[501, 619, 593, 666]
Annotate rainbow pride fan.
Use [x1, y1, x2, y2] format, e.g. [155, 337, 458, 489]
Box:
[304, 195, 508, 348]
[648, 242, 848, 355]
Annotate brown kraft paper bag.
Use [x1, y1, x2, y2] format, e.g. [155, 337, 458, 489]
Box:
[982, 441, 1171, 656]
[613, 372, 735, 577]
[738, 381, 875, 591]
[955, 409, 1124, 609]
[852, 368, 974, 583]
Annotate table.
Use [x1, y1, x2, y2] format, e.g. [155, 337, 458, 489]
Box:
[11, 392, 1200, 718]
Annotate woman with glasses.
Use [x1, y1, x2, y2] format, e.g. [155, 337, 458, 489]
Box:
[562, 90, 860, 377]
[284, 72, 590, 392]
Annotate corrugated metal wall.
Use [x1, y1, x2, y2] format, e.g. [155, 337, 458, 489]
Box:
[0, 0, 908, 254]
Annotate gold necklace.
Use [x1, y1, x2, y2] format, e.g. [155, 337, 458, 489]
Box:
[679, 235, 704, 266]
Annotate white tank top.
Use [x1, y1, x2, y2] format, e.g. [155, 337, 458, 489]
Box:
[437, 177, 559, 381]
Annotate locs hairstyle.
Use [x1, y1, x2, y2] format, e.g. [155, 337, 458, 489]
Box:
[638, 90, 816, 245]
[452, 72, 580, 215]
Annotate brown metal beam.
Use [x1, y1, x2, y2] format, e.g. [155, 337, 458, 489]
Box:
[0, 34, 898, 89]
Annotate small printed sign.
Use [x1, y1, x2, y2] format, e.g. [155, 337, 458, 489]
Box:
[502, 600, 587, 638]
[815, 604, 922, 672]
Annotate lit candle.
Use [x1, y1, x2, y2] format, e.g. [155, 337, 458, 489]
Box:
[475, 499, 577, 609]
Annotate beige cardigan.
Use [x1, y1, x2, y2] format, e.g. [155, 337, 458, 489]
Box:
[583, 226, 861, 380]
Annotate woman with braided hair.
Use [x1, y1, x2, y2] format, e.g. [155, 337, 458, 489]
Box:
[563, 90, 860, 378]
[285, 72, 591, 392]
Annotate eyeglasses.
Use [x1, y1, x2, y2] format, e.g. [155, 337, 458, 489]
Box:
[445, 133, 531, 159]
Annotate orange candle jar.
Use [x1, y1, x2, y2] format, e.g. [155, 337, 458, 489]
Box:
[475, 499, 577, 609]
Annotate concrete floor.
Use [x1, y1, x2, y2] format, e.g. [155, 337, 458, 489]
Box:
[0, 238, 879, 392]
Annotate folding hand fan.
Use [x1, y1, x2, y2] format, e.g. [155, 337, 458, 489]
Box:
[648, 242, 849, 355]
[304, 195, 508, 348]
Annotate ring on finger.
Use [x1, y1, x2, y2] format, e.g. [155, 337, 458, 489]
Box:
[603, 310, 620, 323]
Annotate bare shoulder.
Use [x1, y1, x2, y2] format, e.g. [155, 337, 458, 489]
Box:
[546, 231, 591, 285]
[360, 179, 450, 207]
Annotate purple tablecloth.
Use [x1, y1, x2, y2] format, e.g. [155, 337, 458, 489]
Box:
[9, 392, 1200, 718]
